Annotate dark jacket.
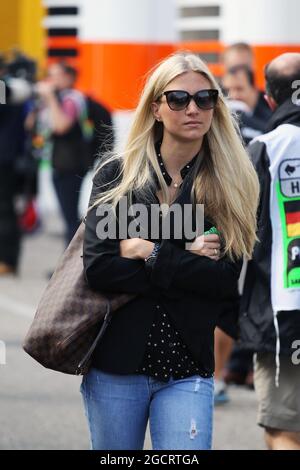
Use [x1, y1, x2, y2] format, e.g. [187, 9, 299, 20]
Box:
[0, 103, 26, 166]
[239, 99, 300, 355]
[83, 155, 242, 376]
[238, 91, 272, 145]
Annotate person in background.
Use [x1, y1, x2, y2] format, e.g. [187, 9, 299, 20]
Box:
[222, 64, 272, 144]
[223, 42, 255, 71]
[35, 62, 88, 245]
[240, 53, 300, 450]
[222, 43, 272, 145]
[0, 57, 26, 275]
[26, 62, 114, 247]
[214, 43, 272, 404]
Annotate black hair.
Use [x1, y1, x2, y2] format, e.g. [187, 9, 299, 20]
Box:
[56, 61, 78, 81]
[265, 62, 300, 105]
[227, 64, 255, 87]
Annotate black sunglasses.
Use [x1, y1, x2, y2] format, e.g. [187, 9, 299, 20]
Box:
[158, 89, 219, 111]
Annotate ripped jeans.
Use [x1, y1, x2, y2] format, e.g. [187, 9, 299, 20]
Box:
[80, 368, 214, 450]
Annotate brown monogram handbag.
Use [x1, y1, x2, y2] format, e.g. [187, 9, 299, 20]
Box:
[23, 222, 134, 375]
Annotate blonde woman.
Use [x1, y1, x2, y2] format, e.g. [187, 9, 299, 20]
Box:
[81, 52, 259, 450]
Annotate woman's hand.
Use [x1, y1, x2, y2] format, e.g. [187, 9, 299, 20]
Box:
[188, 234, 221, 261]
[120, 238, 154, 260]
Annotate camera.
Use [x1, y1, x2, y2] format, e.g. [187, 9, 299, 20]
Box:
[0, 51, 37, 105]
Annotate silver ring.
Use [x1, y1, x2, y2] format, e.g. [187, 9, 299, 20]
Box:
[214, 248, 218, 256]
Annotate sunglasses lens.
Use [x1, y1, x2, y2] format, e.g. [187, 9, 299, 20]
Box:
[194, 90, 218, 109]
[166, 91, 189, 110]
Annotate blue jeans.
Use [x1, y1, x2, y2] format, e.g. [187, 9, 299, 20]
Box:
[80, 368, 214, 450]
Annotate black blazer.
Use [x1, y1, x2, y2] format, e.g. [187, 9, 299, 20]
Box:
[83, 159, 242, 376]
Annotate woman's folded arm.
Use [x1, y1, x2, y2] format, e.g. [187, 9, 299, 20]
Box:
[149, 240, 242, 300]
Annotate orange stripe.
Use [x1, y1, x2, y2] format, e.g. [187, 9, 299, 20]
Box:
[47, 41, 300, 109]
[76, 43, 175, 110]
[177, 41, 225, 53]
[287, 222, 300, 237]
[208, 63, 224, 77]
[47, 37, 79, 49]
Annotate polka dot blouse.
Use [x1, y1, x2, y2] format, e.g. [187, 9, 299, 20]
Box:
[135, 304, 213, 382]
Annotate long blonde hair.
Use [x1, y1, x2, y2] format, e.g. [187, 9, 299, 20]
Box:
[92, 52, 259, 260]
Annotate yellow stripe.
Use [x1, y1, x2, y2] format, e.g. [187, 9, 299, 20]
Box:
[19, 0, 46, 75]
[0, 0, 46, 76]
[0, 0, 19, 51]
[287, 222, 300, 237]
